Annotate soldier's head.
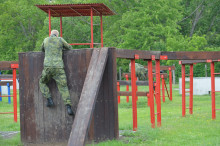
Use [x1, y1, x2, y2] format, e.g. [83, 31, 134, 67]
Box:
[51, 30, 59, 37]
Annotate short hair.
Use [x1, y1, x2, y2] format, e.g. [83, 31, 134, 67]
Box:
[51, 30, 59, 37]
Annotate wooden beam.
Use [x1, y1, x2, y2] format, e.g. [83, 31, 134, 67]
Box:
[0, 81, 13, 86]
[116, 49, 161, 59]
[0, 61, 18, 70]
[122, 73, 168, 78]
[68, 48, 109, 146]
[117, 91, 149, 96]
[117, 80, 149, 86]
[144, 65, 175, 71]
[161, 52, 220, 60]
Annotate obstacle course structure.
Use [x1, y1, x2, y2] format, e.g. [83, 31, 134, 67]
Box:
[18, 3, 220, 146]
[0, 61, 19, 122]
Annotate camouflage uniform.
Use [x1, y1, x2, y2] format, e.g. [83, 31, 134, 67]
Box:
[129, 63, 148, 80]
[39, 34, 72, 105]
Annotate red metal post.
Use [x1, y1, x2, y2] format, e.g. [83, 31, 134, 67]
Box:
[100, 15, 103, 47]
[189, 64, 193, 114]
[162, 75, 165, 102]
[117, 82, 120, 104]
[136, 77, 138, 101]
[90, 8, 94, 48]
[131, 59, 137, 131]
[169, 67, 172, 101]
[60, 16, 63, 37]
[182, 64, 186, 117]
[210, 62, 216, 119]
[11, 64, 18, 122]
[48, 9, 51, 36]
[148, 60, 155, 128]
[125, 75, 129, 102]
[155, 60, 161, 127]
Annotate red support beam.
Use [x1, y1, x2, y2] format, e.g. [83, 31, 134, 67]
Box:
[169, 67, 172, 101]
[131, 59, 137, 131]
[11, 64, 18, 122]
[100, 15, 103, 47]
[189, 64, 193, 114]
[60, 16, 63, 37]
[117, 82, 120, 104]
[162, 75, 165, 102]
[155, 60, 161, 127]
[125, 75, 129, 103]
[48, 9, 51, 36]
[182, 64, 186, 117]
[90, 8, 94, 48]
[148, 60, 155, 128]
[210, 62, 216, 119]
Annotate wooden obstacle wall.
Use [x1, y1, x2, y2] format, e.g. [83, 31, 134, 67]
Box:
[19, 48, 118, 145]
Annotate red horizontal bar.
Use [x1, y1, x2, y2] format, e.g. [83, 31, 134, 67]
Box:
[0, 95, 13, 97]
[185, 91, 190, 92]
[215, 91, 220, 92]
[216, 109, 220, 110]
[214, 73, 220, 75]
[0, 112, 13, 114]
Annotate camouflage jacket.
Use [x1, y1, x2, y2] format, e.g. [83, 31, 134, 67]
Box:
[129, 63, 148, 80]
[41, 34, 72, 68]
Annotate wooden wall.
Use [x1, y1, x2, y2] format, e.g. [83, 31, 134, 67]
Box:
[19, 48, 118, 144]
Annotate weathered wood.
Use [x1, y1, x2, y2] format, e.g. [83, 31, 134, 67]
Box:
[116, 49, 161, 59]
[19, 48, 118, 145]
[0, 61, 18, 70]
[144, 65, 175, 70]
[161, 51, 220, 60]
[117, 91, 149, 96]
[0, 81, 13, 86]
[0, 74, 19, 79]
[68, 48, 109, 146]
[122, 73, 168, 78]
[117, 80, 149, 86]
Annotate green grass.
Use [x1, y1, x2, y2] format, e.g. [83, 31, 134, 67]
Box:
[0, 85, 220, 146]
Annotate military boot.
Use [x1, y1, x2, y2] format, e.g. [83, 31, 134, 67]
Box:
[46, 97, 54, 107]
[66, 104, 74, 116]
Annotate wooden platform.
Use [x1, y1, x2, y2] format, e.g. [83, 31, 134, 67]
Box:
[19, 48, 118, 145]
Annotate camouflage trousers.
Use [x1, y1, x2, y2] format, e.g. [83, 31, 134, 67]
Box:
[39, 67, 71, 105]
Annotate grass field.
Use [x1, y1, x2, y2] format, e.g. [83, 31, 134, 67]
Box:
[0, 84, 219, 146]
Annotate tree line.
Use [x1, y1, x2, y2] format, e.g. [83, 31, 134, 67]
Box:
[0, 0, 219, 79]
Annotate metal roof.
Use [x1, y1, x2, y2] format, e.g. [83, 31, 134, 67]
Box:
[35, 3, 115, 17]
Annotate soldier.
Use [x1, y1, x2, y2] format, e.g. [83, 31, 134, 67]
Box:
[39, 30, 74, 116]
[129, 63, 148, 80]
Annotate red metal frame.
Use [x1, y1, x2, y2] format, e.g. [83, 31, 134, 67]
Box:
[90, 8, 94, 48]
[131, 58, 137, 131]
[169, 67, 172, 101]
[0, 64, 18, 122]
[148, 60, 155, 128]
[60, 16, 62, 37]
[162, 75, 165, 102]
[49, 9, 51, 36]
[42, 4, 110, 48]
[100, 15, 103, 48]
[125, 75, 129, 102]
[117, 82, 120, 104]
[210, 62, 215, 119]
[189, 64, 193, 114]
[155, 60, 161, 127]
[182, 64, 186, 117]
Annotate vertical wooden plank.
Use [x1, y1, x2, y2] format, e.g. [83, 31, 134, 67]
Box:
[19, 53, 26, 142]
[35, 52, 45, 142]
[68, 48, 109, 146]
[107, 48, 118, 139]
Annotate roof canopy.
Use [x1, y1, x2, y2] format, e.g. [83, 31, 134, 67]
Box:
[35, 3, 115, 17]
